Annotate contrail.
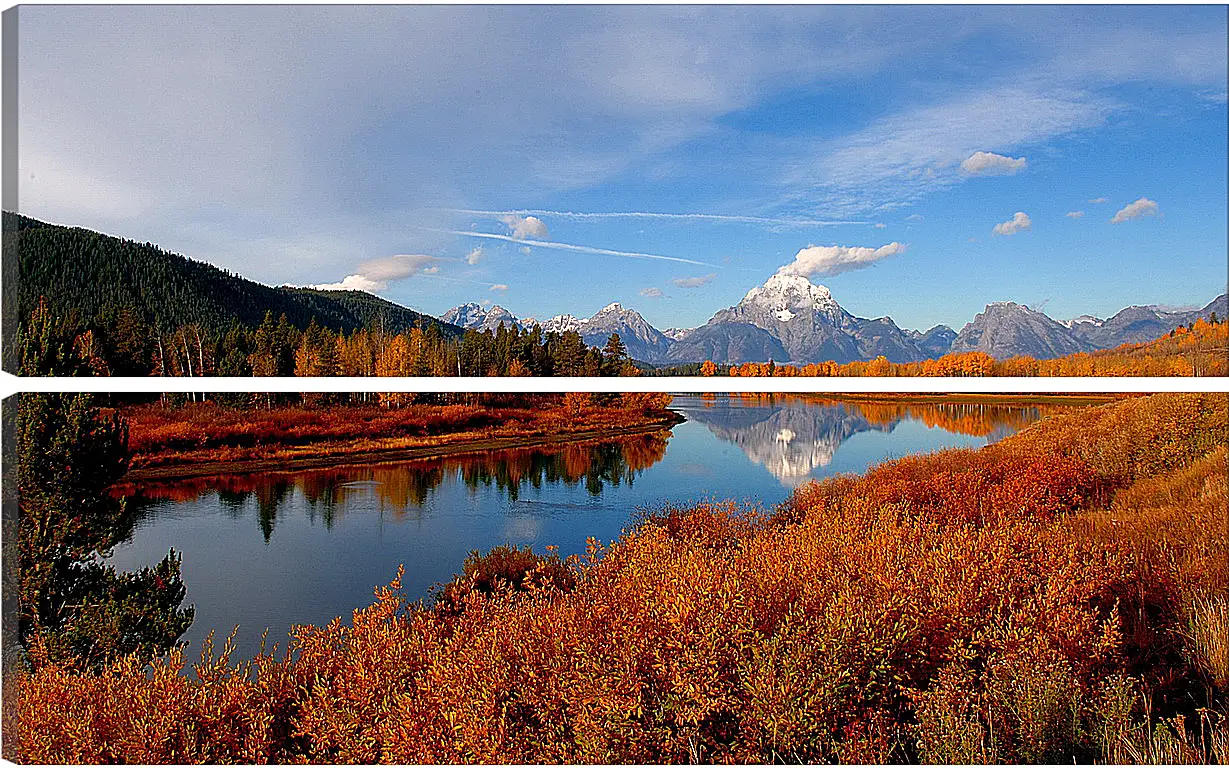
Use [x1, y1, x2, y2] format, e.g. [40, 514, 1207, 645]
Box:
[443, 208, 866, 227]
[425, 228, 715, 267]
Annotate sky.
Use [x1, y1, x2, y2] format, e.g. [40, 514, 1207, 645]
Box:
[15, 4, 1228, 332]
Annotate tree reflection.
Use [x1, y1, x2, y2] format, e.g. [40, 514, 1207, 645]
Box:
[121, 432, 672, 542]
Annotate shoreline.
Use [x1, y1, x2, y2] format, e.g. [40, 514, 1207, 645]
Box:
[122, 412, 687, 483]
[682, 392, 1127, 407]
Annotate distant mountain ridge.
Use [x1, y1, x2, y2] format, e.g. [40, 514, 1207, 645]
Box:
[6, 212, 464, 339]
[444, 277, 1225, 365]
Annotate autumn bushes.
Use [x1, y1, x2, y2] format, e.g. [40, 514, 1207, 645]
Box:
[12, 393, 1228, 763]
[120, 394, 679, 471]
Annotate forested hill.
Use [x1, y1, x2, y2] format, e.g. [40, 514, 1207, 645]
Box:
[5, 212, 463, 339]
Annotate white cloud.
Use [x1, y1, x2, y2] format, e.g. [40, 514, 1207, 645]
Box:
[992, 211, 1032, 236]
[905, 214, 924, 222]
[310, 253, 440, 292]
[639, 287, 665, 298]
[873, 222, 887, 229]
[465, 247, 484, 265]
[671, 273, 718, 288]
[777, 241, 907, 278]
[309, 274, 386, 292]
[960, 151, 1027, 176]
[501, 214, 550, 240]
[1111, 197, 1159, 223]
[1088, 196, 1109, 204]
[489, 283, 509, 292]
[1066, 210, 1084, 219]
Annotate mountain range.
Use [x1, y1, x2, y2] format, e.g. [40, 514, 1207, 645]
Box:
[443, 274, 1225, 365]
[7, 211, 1222, 367]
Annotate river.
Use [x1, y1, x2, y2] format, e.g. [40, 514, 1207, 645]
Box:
[109, 395, 1076, 659]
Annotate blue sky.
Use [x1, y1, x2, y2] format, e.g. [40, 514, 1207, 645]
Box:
[16, 5, 1228, 332]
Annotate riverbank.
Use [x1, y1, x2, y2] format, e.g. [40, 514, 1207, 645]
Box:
[121, 416, 683, 482]
[119, 394, 682, 481]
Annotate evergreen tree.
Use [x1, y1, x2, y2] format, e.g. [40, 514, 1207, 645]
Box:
[601, 333, 628, 376]
[16, 393, 193, 669]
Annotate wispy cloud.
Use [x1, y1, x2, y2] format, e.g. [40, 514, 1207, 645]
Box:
[671, 273, 717, 288]
[430, 228, 715, 266]
[1111, 197, 1159, 223]
[1066, 210, 1084, 219]
[960, 151, 1027, 176]
[489, 283, 509, 292]
[793, 85, 1116, 213]
[310, 253, 441, 292]
[992, 211, 1032, 236]
[1088, 196, 1110, 204]
[777, 242, 907, 278]
[639, 286, 665, 298]
[445, 208, 865, 227]
[465, 247, 484, 265]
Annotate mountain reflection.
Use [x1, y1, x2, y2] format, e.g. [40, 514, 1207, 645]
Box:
[681, 395, 1050, 485]
[119, 432, 671, 541]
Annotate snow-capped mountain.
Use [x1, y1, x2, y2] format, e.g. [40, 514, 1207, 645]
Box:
[1061, 314, 1105, 329]
[442, 286, 1226, 367]
[443, 301, 673, 362]
[668, 273, 936, 364]
[440, 303, 522, 332]
[547, 303, 672, 362]
[538, 313, 583, 334]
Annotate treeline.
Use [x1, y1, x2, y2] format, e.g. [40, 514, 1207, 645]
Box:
[15, 298, 640, 377]
[4, 211, 460, 352]
[693, 316, 1228, 377]
[12, 393, 1227, 762]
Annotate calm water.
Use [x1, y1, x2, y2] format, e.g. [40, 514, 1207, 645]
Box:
[109, 395, 1062, 659]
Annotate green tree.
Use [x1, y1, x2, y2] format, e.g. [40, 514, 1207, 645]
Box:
[601, 332, 628, 376]
[16, 394, 193, 669]
[14, 300, 94, 376]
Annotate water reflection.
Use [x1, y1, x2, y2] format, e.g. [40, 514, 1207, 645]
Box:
[117, 432, 671, 542]
[681, 395, 1051, 485]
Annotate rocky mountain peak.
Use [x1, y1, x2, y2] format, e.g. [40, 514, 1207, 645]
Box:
[740, 273, 840, 321]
